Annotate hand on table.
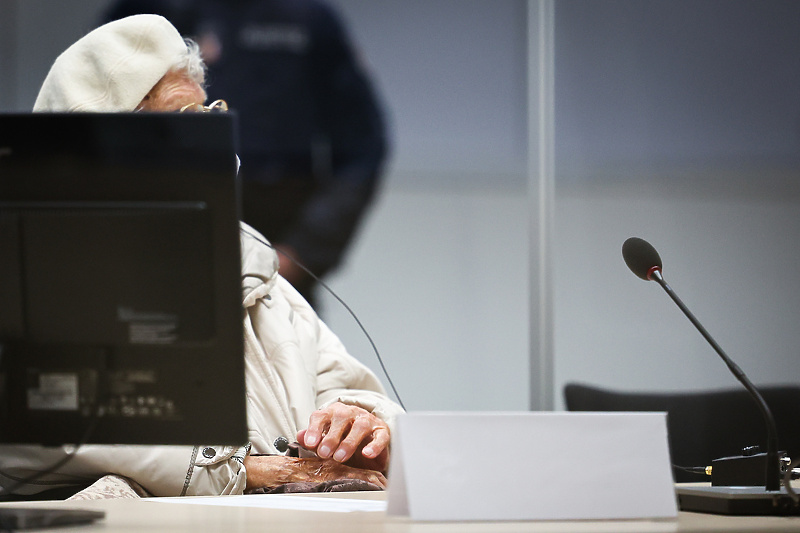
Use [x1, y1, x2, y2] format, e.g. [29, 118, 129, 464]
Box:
[297, 402, 391, 474]
[243, 455, 386, 491]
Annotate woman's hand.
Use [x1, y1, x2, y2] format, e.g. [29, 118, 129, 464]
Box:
[296, 402, 391, 473]
[243, 455, 386, 491]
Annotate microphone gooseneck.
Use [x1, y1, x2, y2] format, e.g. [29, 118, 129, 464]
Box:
[622, 237, 781, 492]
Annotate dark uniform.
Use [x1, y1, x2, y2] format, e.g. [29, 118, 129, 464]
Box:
[104, 0, 388, 306]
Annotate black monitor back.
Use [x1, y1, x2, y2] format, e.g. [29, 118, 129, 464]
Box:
[0, 113, 247, 446]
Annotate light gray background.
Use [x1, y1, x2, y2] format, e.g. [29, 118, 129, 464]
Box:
[2, 0, 799, 412]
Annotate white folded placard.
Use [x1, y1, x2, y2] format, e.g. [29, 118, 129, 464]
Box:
[387, 412, 677, 521]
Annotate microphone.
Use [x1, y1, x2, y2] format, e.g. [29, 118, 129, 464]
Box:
[621, 237, 781, 492]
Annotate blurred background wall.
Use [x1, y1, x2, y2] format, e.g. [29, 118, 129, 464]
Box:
[552, 0, 800, 409]
[2, 0, 798, 412]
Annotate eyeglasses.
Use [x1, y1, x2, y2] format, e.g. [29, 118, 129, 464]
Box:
[179, 99, 229, 113]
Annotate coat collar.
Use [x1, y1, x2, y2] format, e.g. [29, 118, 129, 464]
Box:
[240, 222, 280, 307]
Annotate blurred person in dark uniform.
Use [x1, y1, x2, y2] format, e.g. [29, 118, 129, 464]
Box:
[103, 0, 389, 308]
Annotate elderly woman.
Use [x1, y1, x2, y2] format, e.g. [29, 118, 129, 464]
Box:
[3, 14, 402, 499]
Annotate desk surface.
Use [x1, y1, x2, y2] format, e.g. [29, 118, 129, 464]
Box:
[2, 490, 800, 533]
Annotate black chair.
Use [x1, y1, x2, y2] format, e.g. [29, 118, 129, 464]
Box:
[563, 383, 800, 482]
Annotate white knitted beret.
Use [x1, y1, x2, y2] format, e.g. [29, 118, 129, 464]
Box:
[33, 15, 187, 112]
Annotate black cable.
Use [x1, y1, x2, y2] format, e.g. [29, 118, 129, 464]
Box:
[672, 464, 710, 476]
[240, 226, 406, 411]
[0, 407, 101, 533]
[0, 411, 101, 499]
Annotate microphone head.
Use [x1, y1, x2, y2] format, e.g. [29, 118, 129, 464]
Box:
[622, 237, 662, 281]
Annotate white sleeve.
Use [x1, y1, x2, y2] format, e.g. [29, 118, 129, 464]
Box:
[0, 443, 248, 497]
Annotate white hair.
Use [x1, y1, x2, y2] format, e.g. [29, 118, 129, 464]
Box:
[176, 38, 207, 88]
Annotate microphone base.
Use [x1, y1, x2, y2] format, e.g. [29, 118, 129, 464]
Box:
[676, 483, 800, 516]
[711, 451, 781, 487]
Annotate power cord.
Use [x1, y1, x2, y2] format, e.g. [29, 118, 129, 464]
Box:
[240, 226, 406, 411]
[672, 464, 711, 477]
[0, 406, 101, 503]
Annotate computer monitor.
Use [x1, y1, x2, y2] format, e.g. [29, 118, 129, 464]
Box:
[0, 113, 247, 446]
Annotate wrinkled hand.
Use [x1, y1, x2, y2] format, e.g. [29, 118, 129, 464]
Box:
[243, 455, 386, 491]
[297, 402, 390, 473]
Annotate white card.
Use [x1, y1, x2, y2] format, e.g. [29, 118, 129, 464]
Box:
[387, 412, 677, 521]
